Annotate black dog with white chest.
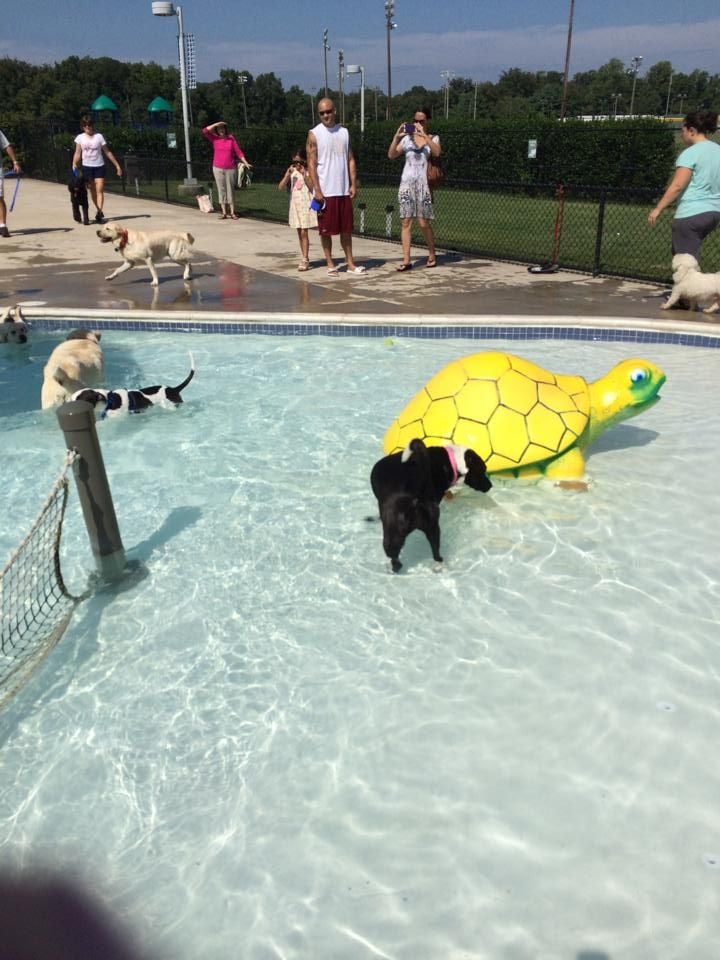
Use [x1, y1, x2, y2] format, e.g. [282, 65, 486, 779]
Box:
[71, 355, 195, 417]
[68, 170, 90, 226]
[370, 438, 492, 572]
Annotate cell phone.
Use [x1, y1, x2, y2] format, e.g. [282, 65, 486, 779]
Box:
[404, 122, 415, 135]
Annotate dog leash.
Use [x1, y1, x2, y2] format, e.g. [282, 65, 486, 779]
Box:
[8, 174, 21, 213]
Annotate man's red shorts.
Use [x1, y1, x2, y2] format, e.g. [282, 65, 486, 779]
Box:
[317, 196, 354, 237]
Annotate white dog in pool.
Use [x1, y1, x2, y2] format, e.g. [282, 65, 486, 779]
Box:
[41, 329, 105, 409]
[662, 253, 720, 314]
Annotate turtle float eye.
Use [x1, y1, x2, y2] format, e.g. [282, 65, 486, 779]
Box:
[630, 368, 647, 384]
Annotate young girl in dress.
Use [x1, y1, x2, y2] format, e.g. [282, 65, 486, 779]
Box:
[277, 147, 317, 271]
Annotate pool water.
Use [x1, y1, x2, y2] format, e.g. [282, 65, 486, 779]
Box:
[1, 332, 719, 960]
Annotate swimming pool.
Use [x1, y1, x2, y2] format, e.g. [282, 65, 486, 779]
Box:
[1, 330, 719, 959]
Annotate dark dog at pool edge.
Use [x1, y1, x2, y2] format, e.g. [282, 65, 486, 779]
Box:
[369, 438, 492, 572]
[71, 354, 195, 417]
[68, 170, 90, 225]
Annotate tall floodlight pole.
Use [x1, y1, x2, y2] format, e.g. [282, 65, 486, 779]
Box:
[238, 73, 248, 127]
[664, 69, 673, 119]
[152, 1, 195, 184]
[441, 70, 454, 119]
[338, 49, 345, 124]
[384, 1, 396, 120]
[323, 29, 330, 96]
[629, 55, 643, 117]
[559, 0, 575, 120]
[347, 65, 365, 135]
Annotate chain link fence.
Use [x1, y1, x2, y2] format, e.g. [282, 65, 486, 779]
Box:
[39, 149, 720, 284]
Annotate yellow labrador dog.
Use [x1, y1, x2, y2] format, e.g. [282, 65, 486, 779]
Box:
[0, 305, 28, 344]
[97, 223, 194, 286]
[41, 329, 105, 409]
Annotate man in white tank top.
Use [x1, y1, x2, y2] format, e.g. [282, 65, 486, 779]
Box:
[307, 99, 366, 275]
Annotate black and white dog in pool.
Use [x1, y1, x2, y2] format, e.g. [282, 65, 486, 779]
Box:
[369, 437, 492, 572]
[71, 354, 195, 417]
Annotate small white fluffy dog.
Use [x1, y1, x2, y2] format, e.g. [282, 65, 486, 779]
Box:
[0, 305, 28, 344]
[41, 329, 105, 409]
[663, 253, 720, 314]
[97, 223, 194, 286]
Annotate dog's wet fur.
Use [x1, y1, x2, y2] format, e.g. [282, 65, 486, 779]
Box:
[369, 438, 492, 572]
[71, 355, 195, 415]
[663, 252, 720, 313]
[0, 305, 28, 344]
[97, 223, 194, 286]
[41, 329, 105, 408]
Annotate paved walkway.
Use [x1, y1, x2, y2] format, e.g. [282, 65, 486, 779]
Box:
[1, 178, 717, 332]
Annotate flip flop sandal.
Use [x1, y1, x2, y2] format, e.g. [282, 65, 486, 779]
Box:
[348, 266, 367, 275]
[425, 259, 437, 268]
[396, 262, 413, 272]
[230, 213, 240, 220]
[219, 214, 228, 219]
[327, 267, 339, 276]
[298, 259, 310, 272]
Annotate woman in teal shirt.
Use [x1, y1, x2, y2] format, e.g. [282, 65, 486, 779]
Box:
[648, 111, 720, 258]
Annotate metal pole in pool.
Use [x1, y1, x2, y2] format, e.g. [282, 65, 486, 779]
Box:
[56, 400, 126, 581]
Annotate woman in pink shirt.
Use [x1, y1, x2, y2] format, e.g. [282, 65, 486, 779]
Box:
[202, 121, 251, 220]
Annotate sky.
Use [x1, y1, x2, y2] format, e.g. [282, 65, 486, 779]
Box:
[4, 1, 720, 93]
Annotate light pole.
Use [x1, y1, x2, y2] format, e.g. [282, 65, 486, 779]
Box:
[611, 93, 622, 119]
[338, 49, 345, 124]
[441, 70, 454, 119]
[238, 73, 248, 127]
[151, 2, 195, 185]
[559, 0, 575, 120]
[384, 0, 396, 120]
[323, 29, 330, 96]
[346, 65, 365, 135]
[628, 55, 643, 117]
[664, 69, 673, 119]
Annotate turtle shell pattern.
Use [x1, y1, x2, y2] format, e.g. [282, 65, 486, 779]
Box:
[383, 352, 591, 476]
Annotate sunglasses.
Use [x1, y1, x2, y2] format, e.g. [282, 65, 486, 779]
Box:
[318, 109, 334, 116]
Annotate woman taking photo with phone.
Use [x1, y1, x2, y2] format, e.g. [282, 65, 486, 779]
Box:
[387, 106, 441, 270]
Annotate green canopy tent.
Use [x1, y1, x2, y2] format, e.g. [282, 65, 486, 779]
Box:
[148, 96, 174, 128]
[91, 94, 119, 126]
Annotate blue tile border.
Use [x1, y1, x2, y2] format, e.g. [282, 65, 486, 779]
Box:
[26, 317, 720, 348]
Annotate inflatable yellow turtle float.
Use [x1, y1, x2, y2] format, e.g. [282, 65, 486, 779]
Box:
[383, 352, 666, 480]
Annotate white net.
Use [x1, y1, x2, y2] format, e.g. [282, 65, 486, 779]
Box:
[0, 452, 82, 708]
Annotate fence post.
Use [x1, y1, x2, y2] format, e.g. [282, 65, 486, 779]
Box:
[593, 190, 607, 277]
[385, 204, 394, 239]
[56, 400, 126, 581]
[358, 202, 366, 234]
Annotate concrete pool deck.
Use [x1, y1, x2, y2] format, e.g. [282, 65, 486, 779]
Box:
[1, 178, 718, 334]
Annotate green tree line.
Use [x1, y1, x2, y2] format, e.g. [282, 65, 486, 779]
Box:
[1, 54, 718, 132]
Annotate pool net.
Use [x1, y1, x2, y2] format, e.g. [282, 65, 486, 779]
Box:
[0, 451, 82, 708]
